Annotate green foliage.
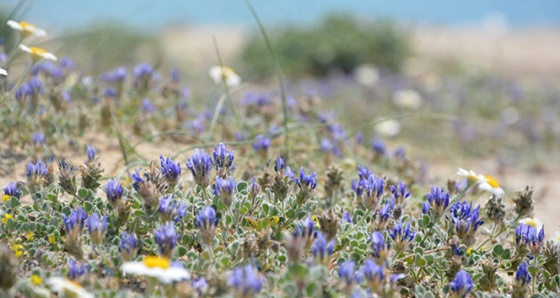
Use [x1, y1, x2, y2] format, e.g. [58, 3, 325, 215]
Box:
[241, 14, 410, 78]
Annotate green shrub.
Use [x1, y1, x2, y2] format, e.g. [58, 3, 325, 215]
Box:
[241, 14, 411, 79]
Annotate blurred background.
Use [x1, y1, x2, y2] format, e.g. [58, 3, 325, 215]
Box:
[2, 0, 560, 227]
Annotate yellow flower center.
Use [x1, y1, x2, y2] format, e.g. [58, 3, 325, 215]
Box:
[2, 195, 9, 203]
[524, 219, 538, 228]
[26, 232, 34, 241]
[29, 47, 48, 57]
[221, 67, 235, 79]
[2, 213, 13, 224]
[31, 275, 42, 286]
[484, 175, 500, 188]
[143, 256, 170, 269]
[20, 21, 36, 31]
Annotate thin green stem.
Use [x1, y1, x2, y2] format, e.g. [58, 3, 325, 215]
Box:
[475, 222, 498, 250]
[396, 246, 447, 263]
[245, 0, 290, 159]
[0, 60, 33, 105]
[340, 210, 371, 239]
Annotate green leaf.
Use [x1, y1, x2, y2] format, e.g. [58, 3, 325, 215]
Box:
[84, 201, 93, 212]
[237, 181, 248, 192]
[177, 246, 187, 257]
[306, 283, 317, 296]
[492, 244, 504, 257]
[415, 256, 426, 266]
[263, 203, 269, 216]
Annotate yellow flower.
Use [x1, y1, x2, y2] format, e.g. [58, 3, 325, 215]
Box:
[31, 275, 43, 286]
[19, 44, 57, 61]
[10, 244, 24, 257]
[48, 235, 56, 245]
[121, 256, 190, 284]
[6, 20, 47, 37]
[2, 213, 13, 225]
[209, 66, 241, 87]
[467, 247, 474, 256]
[26, 232, 34, 241]
[2, 195, 10, 203]
[0, 68, 6, 76]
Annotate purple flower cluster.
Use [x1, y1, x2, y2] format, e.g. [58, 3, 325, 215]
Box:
[352, 170, 385, 210]
[229, 265, 264, 297]
[448, 200, 484, 242]
[154, 222, 180, 258]
[157, 195, 188, 222]
[422, 186, 450, 219]
[3, 182, 21, 199]
[312, 232, 335, 265]
[213, 143, 235, 174]
[160, 156, 182, 187]
[119, 231, 138, 261]
[62, 207, 88, 234]
[388, 221, 416, 252]
[449, 270, 474, 298]
[86, 212, 107, 245]
[186, 149, 213, 187]
[515, 223, 545, 254]
[105, 178, 124, 207]
[214, 176, 236, 207]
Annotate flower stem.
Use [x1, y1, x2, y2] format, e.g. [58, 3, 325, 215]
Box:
[340, 210, 371, 239]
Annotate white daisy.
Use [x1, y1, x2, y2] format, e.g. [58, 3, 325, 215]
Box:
[553, 231, 560, 244]
[19, 44, 57, 61]
[6, 20, 47, 37]
[519, 217, 544, 232]
[393, 89, 422, 110]
[46, 277, 94, 298]
[354, 64, 379, 87]
[375, 119, 401, 138]
[457, 168, 504, 198]
[209, 66, 241, 87]
[0, 68, 6, 76]
[121, 256, 190, 284]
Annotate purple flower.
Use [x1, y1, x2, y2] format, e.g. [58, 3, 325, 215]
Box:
[142, 98, 155, 113]
[378, 198, 395, 224]
[105, 178, 123, 207]
[370, 232, 386, 259]
[252, 135, 270, 157]
[274, 154, 285, 173]
[229, 265, 264, 296]
[134, 62, 153, 81]
[62, 207, 88, 234]
[338, 260, 358, 284]
[32, 132, 45, 146]
[342, 211, 352, 223]
[100, 66, 127, 83]
[390, 182, 410, 204]
[27, 160, 48, 178]
[68, 259, 86, 280]
[389, 221, 415, 252]
[86, 212, 107, 245]
[312, 232, 335, 264]
[423, 186, 450, 219]
[158, 195, 188, 222]
[448, 200, 484, 240]
[119, 231, 138, 261]
[154, 221, 180, 258]
[515, 261, 532, 286]
[296, 167, 317, 192]
[3, 182, 21, 199]
[515, 223, 545, 254]
[213, 143, 235, 173]
[196, 206, 219, 246]
[186, 149, 213, 187]
[449, 270, 474, 298]
[371, 139, 386, 155]
[86, 145, 96, 162]
[360, 259, 384, 291]
[214, 176, 236, 207]
[160, 156, 181, 186]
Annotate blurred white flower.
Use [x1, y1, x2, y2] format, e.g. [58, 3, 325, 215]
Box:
[354, 64, 379, 87]
[19, 44, 57, 61]
[121, 256, 190, 284]
[457, 168, 504, 197]
[209, 66, 241, 87]
[0, 68, 6, 76]
[6, 20, 46, 37]
[46, 277, 94, 298]
[554, 231, 560, 244]
[393, 89, 422, 110]
[375, 119, 401, 138]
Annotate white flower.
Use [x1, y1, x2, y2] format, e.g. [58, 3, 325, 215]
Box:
[354, 64, 379, 87]
[457, 168, 504, 198]
[375, 119, 401, 137]
[209, 66, 241, 87]
[6, 20, 46, 37]
[553, 231, 560, 244]
[19, 44, 57, 61]
[0, 68, 6, 76]
[121, 256, 190, 284]
[393, 89, 422, 110]
[46, 277, 94, 298]
[519, 218, 544, 232]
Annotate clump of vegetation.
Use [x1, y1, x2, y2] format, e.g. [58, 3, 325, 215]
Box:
[241, 14, 411, 78]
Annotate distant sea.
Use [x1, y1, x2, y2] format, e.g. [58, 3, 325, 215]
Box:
[6, 0, 560, 31]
